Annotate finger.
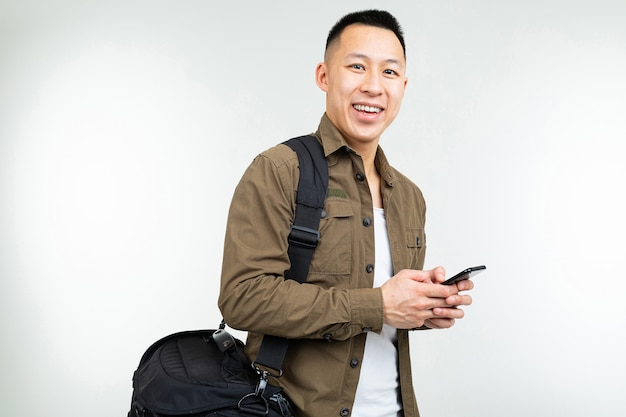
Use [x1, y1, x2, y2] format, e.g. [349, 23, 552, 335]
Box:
[456, 279, 474, 291]
[445, 294, 473, 306]
[432, 266, 446, 283]
[432, 306, 465, 319]
[424, 318, 455, 329]
[424, 285, 461, 300]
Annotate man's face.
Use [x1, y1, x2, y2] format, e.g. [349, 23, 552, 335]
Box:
[316, 24, 407, 147]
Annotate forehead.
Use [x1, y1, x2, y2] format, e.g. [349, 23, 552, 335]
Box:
[327, 24, 405, 65]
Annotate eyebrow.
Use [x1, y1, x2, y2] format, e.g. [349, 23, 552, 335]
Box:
[345, 52, 403, 67]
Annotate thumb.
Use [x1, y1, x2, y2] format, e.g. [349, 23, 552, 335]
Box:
[402, 269, 435, 284]
[430, 266, 446, 284]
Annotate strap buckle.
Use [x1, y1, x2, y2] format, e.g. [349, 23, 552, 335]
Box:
[251, 362, 284, 379]
[288, 225, 320, 249]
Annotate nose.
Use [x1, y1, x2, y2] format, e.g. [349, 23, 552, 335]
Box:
[361, 71, 383, 95]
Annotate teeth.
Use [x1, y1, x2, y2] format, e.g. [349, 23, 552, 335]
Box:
[354, 104, 382, 113]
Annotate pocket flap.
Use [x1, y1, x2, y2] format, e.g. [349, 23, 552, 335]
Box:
[406, 227, 425, 248]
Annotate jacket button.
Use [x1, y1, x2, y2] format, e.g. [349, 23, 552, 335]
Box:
[320, 209, 327, 219]
[340, 407, 350, 417]
[350, 358, 359, 368]
[366, 264, 374, 273]
[356, 173, 365, 181]
[362, 217, 371, 227]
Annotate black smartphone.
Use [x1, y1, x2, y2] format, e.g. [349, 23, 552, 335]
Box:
[441, 265, 486, 285]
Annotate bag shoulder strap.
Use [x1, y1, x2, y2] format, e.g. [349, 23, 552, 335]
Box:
[283, 135, 328, 283]
[254, 134, 328, 373]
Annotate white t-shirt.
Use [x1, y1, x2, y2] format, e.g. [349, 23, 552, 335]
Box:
[351, 208, 402, 417]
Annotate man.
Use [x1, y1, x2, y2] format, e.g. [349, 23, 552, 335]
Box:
[219, 9, 474, 417]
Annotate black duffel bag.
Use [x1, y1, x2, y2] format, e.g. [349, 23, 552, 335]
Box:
[128, 324, 294, 417]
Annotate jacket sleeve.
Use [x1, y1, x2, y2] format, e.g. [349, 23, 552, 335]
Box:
[218, 145, 383, 340]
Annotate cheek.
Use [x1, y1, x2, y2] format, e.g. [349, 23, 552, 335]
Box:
[327, 84, 352, 110]
[389, 83, 406, 100]
[387, 88, 406, 111]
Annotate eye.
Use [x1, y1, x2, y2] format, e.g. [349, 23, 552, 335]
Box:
[383, 69, 398, 76]
[350, 64, 365, 71]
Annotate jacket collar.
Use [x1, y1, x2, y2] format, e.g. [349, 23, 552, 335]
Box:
[315, 113, 397, 187]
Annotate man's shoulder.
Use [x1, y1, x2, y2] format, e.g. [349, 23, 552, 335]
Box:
[254, 140, 300, 169]
[256, 134, 324, 169]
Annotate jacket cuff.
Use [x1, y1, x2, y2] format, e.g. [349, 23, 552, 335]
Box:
[349, 287, 384, 334]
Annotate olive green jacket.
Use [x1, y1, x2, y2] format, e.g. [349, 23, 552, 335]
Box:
[219, 114, 427, 417]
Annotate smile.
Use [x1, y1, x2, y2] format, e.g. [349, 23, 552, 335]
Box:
[353, 104, 382, 114]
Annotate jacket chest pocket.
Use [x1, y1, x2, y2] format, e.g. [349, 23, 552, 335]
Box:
[405, 227, 426, 269]
[308, 199, 354, 280]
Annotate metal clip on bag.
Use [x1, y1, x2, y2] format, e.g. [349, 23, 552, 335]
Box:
[128, 136, 328, 417]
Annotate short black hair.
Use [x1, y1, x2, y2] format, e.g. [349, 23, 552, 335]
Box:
[325, 9, 406, 58]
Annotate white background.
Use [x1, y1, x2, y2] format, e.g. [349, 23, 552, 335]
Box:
[1, 1, 625, 416]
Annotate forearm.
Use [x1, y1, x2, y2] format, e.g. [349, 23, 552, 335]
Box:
[219, 271, 383, 340]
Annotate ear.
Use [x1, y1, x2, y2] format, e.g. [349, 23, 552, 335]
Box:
[315, 62, 329, 92]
